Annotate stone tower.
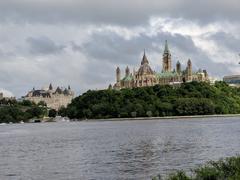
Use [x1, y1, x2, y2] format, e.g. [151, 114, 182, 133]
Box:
[162, 40, 172, 72]
[187, 59, 192, 81]
[116, 67, 121, 83]
[125, 66, 130, 76]
[176, 61, 181, 74]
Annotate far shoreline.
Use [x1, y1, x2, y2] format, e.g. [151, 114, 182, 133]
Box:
[82, 114, 240, 122]
[2, 114, 240, 125]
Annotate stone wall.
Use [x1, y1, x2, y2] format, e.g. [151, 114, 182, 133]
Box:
[25, 94, 73, 110]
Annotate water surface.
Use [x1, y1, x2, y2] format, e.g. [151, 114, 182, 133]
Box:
[0, 117, 240, 180]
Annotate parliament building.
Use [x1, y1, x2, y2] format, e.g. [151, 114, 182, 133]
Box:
[113, 41, 209, 90]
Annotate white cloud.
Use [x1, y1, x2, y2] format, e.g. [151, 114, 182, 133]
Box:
[0, 88, 14, 97]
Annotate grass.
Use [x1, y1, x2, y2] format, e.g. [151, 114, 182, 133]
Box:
[152, 156, 240, 180]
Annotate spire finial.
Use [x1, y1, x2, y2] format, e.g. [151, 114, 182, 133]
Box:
[164, 40, 169, 54]
[141, 49, 149, 65]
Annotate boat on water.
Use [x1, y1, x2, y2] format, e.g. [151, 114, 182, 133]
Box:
[29, 119, 42, 123]
[53, 116, 70, 122]
[33, 119, 41, 123]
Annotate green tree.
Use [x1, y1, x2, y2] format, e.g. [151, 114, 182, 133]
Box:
[49, 109, 57, 117]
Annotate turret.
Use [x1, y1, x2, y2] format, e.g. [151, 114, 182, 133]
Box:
[55, 87, 63, 94]
[187, 59, 192, 81]
[116, 67, 121, 83]
[125, 66, 130, 77]
[108, 84, 113, 90]
[63, 88, 69, 95]
[176, 61, 181, 74]
[162, 40, 172, 72]
[49, 83, 53, 90]
[203, 70, 208, 79]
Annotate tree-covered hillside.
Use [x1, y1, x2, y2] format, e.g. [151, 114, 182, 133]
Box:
[0, 99, 48, 123]
[59, 81, 240, 119]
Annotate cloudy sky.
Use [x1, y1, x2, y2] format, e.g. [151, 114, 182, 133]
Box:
[0, 0, 240, 97]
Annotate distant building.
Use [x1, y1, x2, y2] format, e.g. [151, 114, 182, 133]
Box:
[112, 41, 210, 90]
[223, 75, 240, 87]
[24, 84, 74, 110]
[0, 92, 15, 101]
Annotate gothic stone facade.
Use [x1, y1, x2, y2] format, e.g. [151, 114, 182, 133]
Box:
[24, 84, 74, 110]
[113, 41, 209, 90]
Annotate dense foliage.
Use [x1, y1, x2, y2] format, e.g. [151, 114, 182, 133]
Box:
[153, 156, 240, 180]
[0, 99, 48, 123]
[60, 81, 240, 119]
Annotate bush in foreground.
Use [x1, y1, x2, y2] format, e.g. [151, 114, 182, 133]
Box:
[153, 156, 240, 180]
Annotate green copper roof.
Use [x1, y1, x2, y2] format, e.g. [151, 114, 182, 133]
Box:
[122, 75, 133, 81]
[156, 71, 178, 78]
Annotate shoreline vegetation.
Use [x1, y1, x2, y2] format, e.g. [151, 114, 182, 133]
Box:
[152, 156, 240, 180]
[1, 114, 240, 124]
[82, 113, 240, 122]
[0, 99, 57, 124]
[59, 81, 240, 120]
[2, 81, 240, 123]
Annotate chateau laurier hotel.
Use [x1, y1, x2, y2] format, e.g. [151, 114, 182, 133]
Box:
[113, 41, 209, 89]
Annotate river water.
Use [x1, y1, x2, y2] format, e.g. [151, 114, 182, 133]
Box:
[0, 117, 240, 180]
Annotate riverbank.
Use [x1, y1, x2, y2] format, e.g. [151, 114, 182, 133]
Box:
[0, 116, 69, 125]
[83, 113, 240, 122]
[2, 113, 240, 125]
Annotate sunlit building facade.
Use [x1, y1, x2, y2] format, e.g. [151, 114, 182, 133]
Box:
[113, 41, 209, 90]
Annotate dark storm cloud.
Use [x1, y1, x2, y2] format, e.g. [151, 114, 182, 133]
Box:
[0, 0, 239, 26]
[79, 29, 232, 77]
[79, 30, 196, 65]
[0, 0, 239, 97]
[26, 36, 65, 55]
[189, 50, 232, 77]
[210, 32, 240, 53]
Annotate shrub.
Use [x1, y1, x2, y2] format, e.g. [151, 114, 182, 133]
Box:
[153, 156, 240, 180]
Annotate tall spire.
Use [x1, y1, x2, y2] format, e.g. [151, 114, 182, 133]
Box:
[164, 40, 170, 54]
[125, 66, 130, 76]
[141, 50, 149, 65]
[49, 83, 53, 90]
[176, 61, 181, 74]
[116, 66, 121, 83]
[162, 40, 172, 72]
